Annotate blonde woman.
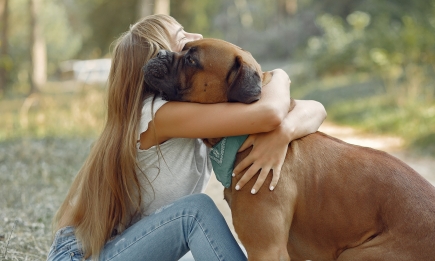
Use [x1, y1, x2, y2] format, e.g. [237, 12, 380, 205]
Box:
[47, 14, 326, 261]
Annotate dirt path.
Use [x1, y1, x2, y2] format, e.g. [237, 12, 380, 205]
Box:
[204, 121, 435, 241]
[319, 122, 435, 184]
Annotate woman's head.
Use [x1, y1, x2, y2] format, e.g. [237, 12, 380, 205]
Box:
[109, 14, 176, 103]
[164, 20, 203, 52]
[109, 14, 202, 99]
[107, 14, 203, 129]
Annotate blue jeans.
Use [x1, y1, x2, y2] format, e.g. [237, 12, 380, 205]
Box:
[47, 194, 247, 261]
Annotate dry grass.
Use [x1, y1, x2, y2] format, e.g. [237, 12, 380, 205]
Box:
[0, 138, 94, 260]
[0, 85, 106, 141]
[0, 85, 103, 260]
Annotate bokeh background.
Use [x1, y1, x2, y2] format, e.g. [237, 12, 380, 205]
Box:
[0, 0, 434, 259]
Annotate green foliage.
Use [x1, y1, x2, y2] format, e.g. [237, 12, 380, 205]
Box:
[305, 5, 435, 106]
[42, 1, 83, 67]
[76, 0, 138, 58]
[292, 72, 435, 155]
[327, 96, 435, 155]
[171, 0, 220, 37]
[306, 13, 365, 74]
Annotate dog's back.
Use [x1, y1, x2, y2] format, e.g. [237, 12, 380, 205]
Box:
[228, 132, 435, 260]
[282, 132, 435, 260]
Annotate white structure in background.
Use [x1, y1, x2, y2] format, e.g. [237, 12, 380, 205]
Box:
[59, 59, 111, 84]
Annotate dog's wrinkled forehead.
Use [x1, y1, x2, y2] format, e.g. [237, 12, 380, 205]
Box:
[184, 38, 261, 74]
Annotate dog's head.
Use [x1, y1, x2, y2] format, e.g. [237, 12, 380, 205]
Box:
[143, 38, 269, 104]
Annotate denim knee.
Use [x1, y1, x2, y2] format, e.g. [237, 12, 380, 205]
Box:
[47, 227, 84, 261]
[186, 193, 217, 211]
[175, 193, 221, 219]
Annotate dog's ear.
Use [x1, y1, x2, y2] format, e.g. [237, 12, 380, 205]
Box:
[227, 56, 262, 104]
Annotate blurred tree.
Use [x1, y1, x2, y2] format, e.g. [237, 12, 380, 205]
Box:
[311, 0, 362, 18]
[29, 0, 46, 94]
[201, 0, 313, 61]
[4, 0, 82, 93]
[278, 0, 297, 19]
[306, 2, 435, 103]
[77, 0, 138, 58]
[234, 0, 253, 28]
[0, 0, 8, 95]
[154, 0, 170, 15]
[171, 0, 219, 37]
[76, 0, 167, 58]
[138, 0, 170, 18]
[138, 0, 154, 17]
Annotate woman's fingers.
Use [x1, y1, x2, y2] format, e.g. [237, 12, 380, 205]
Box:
[250, 168, 271, 194]
[238, 135, 255, 152]
[233, 154, 254, 175]
[233, 131, 287, 194]
[269, 166, 281, 191]
[235, 166, 275, 194]
[234, 162, 282, 194]
[234, 162, 259, 191]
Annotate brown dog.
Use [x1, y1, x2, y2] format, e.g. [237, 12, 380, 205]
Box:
[143, 38, 435, 261]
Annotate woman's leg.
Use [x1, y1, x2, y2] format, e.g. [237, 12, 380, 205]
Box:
[99, 193, 247, 261]
[46, 226, 83, 261]
[180, 244, 247, 261]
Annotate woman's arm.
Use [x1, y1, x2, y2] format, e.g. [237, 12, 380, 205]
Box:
[278, 99, 327, 140]
[232, 99, 327, 194]
[141, 69, 290, 147]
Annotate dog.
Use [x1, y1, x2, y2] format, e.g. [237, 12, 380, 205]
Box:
[143, 38, 435, 261]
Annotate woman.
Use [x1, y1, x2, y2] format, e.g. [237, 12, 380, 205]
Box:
[47, 14, 326, 261]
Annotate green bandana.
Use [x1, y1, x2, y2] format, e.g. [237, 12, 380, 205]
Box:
[209, 135, 248, 188]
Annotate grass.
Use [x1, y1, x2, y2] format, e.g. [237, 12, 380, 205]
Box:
[0, 138, 93, 260]
[0, 85, 106, 141]
[0, 85, 102, 260]
[327, 97, 435, 154]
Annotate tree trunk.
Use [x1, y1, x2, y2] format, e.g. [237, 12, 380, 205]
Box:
[0, 0, 8, 95]
[277, 0, 297, 22]
[29, 0, 46, 94]
[137, 0, 170, 19]
[138, 0, 154, 19]
[285, 0, 297, 15]
[234, 0, 253, 28]
[154, 0, 170, 15]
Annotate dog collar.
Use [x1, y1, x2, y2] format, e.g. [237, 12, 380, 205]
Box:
[209, 135, 248, 188]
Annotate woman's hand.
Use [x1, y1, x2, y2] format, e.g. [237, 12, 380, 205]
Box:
[232, 99, 326, 194]
[233, 123, 290, 194]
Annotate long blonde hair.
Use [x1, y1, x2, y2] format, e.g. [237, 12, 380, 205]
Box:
[53, 14, 179, 259]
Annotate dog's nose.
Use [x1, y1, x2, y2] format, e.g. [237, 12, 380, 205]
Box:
[157, 50, 167, 58]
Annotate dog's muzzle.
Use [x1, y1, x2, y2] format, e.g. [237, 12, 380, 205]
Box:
[143, 50, 173, 79]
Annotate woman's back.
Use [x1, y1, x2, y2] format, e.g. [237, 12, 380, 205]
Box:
[135, 96, 212, 217]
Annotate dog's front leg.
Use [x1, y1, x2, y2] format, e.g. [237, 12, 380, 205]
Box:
[230, 172, 297, 261]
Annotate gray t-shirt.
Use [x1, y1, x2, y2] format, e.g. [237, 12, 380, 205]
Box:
[135, 96, 212, 217]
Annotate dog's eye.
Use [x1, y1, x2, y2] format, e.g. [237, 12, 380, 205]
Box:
[186, 56, 196, 66]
